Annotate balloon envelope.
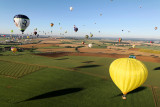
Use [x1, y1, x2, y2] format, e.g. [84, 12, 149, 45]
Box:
[119, 38, 122, 43]
[34, 31, 37, 35]
[85, 35, 89, 39]
[90, 33, 93, 37]
[11, 47, 17, 53]
[155, 27, 158, 30]
[13, 14, 30, 33]
[88, 44, 93, 48]
[51, 23, 54, 27]
[74, 27, 78, 32]
[70, 7, 73, 11]
[109, 58, 148, 95]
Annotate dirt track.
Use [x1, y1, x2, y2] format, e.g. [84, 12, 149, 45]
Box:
[35, 52, 160, 63]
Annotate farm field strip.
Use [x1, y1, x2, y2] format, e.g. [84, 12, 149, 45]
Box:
[0, 60, 43, 78]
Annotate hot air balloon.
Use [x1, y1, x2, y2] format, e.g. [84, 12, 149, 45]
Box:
[82, 41, 85, 44]
[150, 41, 154, 43]
[74, 25, 78, 32]
[34, 31, 37, 35]
[109, 58, 148, 99]
[51, 23, 54, 27]
[11, 47, 17, 53]
[70, 7, 73, 11]
[118, 38, 122, 43]
[27, 36, 29, 39]
[139, 5, 142, 8]
[132, 45, 135, 48]
[65, 31, 67, 33]
[11, 30, 13, 33]
[90, 33, 93, 37]
[88, 44, 93, 48]
[14, 14, 30, 34]
[155, 27, 158, 30]
[85, 35, 89, 39]
[100, 14, 102, 16]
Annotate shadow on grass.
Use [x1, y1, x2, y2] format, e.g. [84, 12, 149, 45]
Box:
[111, 53, 117, 55]
[111, 87, 147, 98]
[137, 54, 142, 56]
[150, 55, 155, 56]
[82, 61, 94, 63]
[19, 88, 83, 103]
[154, 56, 159, 58]
[75, 64, 101, 69]
[154, 67, 160, 70]
[55, 58, 69, 60]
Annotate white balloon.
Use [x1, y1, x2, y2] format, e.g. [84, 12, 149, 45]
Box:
[70, 7, 73, 11]
[88, 44, 93, 48]
[14, 14, 30, 34]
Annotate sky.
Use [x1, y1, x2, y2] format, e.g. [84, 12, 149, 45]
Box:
[0, 0, 160, 39]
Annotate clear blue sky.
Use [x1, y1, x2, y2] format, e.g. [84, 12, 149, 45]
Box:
[0, 0, 160, 38]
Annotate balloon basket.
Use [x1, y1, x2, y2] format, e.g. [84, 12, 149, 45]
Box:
[122, 94, 126, 100]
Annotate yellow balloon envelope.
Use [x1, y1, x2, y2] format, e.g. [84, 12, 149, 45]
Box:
[109, 58, 148, 95]
[11, 47, 17, 53]
[27, 36, 29, 39]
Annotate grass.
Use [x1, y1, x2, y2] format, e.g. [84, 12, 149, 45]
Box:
[0, 50, 158, 106]
[92, 44, 107, 48]
[61, 41, 73, 44]
[136, 45, 160, 51]
[0, 45, 17, 48]
[0, 67, 155, 107]
[0, 60, 43, 78]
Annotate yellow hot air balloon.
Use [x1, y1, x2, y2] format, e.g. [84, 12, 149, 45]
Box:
[109, 58, 148, 99]
[11, 47, 17, 53]
[27, 36, 29, 39]
[132, 45, 135, 48]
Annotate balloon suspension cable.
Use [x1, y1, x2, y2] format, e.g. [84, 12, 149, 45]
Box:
[122, 94, 126, 100]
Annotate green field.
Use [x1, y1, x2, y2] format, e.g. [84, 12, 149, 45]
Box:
[136, 45, 160, 51]
[0, 60, 43, 78]
[0, 51, 159, 106]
